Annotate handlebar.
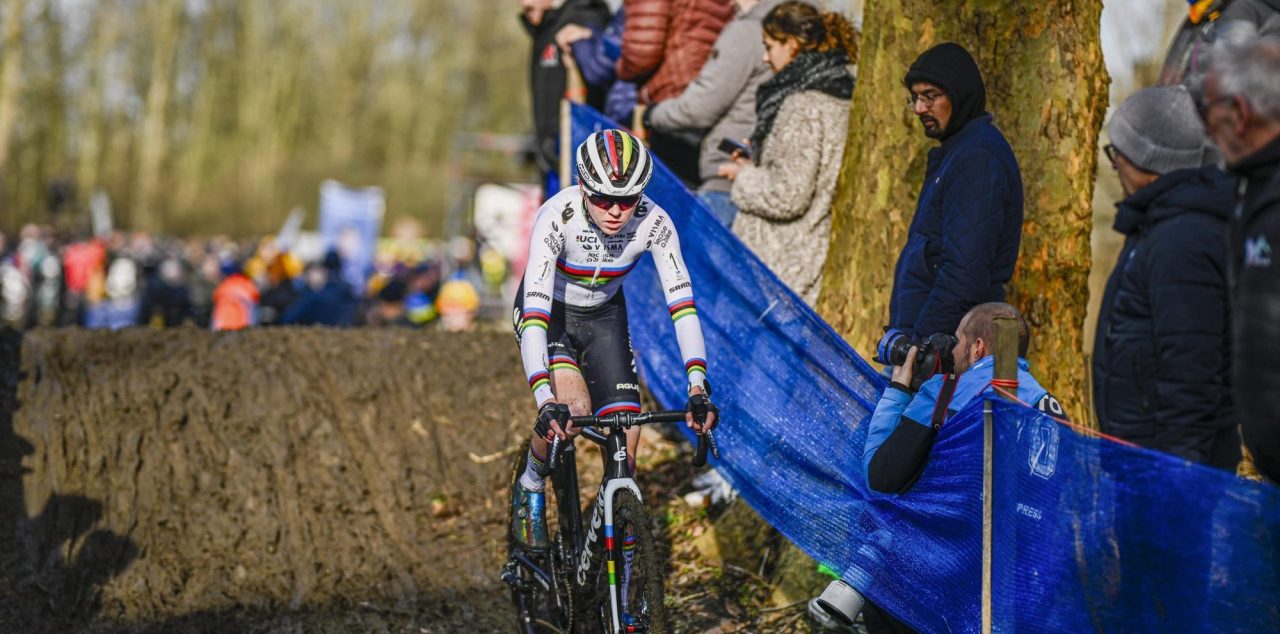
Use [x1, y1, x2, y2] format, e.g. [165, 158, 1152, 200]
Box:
[534, 409, 719, 476]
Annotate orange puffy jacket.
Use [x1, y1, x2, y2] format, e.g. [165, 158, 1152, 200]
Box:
[617, 0, 734, 104]
[211, 274, 260, 331]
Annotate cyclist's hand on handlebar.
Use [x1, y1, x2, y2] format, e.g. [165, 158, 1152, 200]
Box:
[685, 390, 719, 434]
[535, 402, 573, 441]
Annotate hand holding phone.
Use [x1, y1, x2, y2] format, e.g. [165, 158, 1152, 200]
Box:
[717, 137, 751, 159]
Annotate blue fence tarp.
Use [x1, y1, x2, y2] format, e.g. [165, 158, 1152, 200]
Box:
[566, 103, 1280, 633]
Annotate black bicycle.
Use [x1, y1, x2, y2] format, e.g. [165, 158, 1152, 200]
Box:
[502, 408, 719, 634]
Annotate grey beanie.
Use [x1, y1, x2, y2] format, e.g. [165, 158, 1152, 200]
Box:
[1108, 85, 1215, 174]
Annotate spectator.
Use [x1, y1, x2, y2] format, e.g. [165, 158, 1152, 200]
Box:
[857, 302, 1065, 633]
[282, 251, 358, 327]
[876, 42, 1023, 363]
[717, 1, 854, 304]
[211, 260, 259, 331]
[558, 7, 638, 125]
[1159, 0, 1280, 86]
[258, 252, 302, 326]
[519, 0, 612, 182]
[86, 256, 142, 330]
[138, 257, 194, 328]
[643, 0, 784, 226]
[1093, 85, 1237, 470]
[1199, 31, 1280, 481]
[437, 271, 480, 332]
[617, 0, 734, 187]
[405, 262, 442, 326]
[367, 277, 415, 327]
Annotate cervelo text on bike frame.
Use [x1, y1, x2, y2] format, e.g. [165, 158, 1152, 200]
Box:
[577, 478, 643, 630]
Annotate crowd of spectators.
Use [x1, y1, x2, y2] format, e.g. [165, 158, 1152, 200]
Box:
[531, 0, 853, 303]
[0, 225, 506, 333]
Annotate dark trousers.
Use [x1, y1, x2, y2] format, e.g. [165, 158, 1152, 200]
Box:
[862, 600, 917, 634]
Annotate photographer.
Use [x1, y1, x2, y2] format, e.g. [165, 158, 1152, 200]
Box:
[835, 303, 1064, 634]
[864, 302, 1065, 496]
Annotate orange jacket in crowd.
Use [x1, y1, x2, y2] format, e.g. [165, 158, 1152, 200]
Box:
[618, 0, 734, 104]
[211, 273, 259, 331]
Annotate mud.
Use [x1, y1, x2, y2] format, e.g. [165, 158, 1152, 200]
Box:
[0, 327, 532, 632]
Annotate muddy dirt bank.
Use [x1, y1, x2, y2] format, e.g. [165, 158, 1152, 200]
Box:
[1, 327, 531, 632]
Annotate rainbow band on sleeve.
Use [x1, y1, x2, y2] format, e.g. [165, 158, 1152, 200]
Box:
[527, 370, 551, 395]
[549, 354, 581, 374]
[519, 308, 551, 333]
[685, 358, 707, 378]
[667, 298, 697, 322]
[595, 401, 642, 416]
[556, 259, 639, 287]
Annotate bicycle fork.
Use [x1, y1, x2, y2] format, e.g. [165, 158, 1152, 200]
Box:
[596, 432, 645, 633]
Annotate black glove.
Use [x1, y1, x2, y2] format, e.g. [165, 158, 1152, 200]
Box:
[534, 402, 571, 442]
[686, 393, 719, 431]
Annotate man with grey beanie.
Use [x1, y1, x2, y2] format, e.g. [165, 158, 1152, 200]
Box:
[1093, 84, 1239, 470]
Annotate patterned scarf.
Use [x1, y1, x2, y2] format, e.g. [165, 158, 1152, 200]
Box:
[749, 49, 854, 163]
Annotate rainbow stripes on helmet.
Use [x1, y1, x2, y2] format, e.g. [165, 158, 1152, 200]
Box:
[576, 129, 653, 197]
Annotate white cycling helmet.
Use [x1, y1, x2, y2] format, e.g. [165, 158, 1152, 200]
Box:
[575, 129, 652, 198]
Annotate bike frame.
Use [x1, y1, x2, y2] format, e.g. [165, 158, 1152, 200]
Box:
[548, 426, 640, 634]
[505, 409, 713, 634]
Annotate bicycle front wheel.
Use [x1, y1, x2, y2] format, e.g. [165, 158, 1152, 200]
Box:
[592, 490, 668, 634]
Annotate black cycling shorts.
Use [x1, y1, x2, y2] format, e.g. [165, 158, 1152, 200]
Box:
[513, 284, 641, 416]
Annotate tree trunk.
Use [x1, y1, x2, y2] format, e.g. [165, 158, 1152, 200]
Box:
[133, 1, 182, 233]
[75, 3, 116, 212]
[818, 0, 1108, 424]
[0, 0, 27, 173]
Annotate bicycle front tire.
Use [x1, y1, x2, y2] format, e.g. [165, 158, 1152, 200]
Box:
[590, 490, 669, 634]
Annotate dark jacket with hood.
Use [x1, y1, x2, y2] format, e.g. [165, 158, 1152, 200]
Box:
[522, 0, 611, 177]
[1093, 166, 1237, 468]
[888, 43, 1023, 339]
[1229, 133, 1280, 482]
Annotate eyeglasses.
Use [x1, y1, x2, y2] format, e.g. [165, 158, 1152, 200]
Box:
[1196, 96, 1234, 123]
[1103, 143, 1120, 164]
[907, 90, 945, 109]
[584, 192, 641, 211]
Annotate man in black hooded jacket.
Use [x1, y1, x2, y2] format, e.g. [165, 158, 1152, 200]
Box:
[519, 0, 611, 183]
[875, 42, 1024, 372]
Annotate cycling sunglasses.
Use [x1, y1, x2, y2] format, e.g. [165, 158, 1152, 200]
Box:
[584, 191, 642, 211]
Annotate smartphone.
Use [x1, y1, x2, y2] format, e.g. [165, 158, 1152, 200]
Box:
[717, 137, 751, 159]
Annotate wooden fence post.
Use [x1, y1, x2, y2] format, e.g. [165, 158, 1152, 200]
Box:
[983, 317, 1020, 633]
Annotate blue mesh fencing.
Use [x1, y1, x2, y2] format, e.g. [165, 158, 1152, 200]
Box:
[566, 103, 1280, 633]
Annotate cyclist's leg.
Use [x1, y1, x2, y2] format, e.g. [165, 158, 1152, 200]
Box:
[574, 293, 643, 474]
[511, 292, 584, 549]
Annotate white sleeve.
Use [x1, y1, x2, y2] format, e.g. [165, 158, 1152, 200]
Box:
[518, 206, 563, 405]
[646, 211, 709, 393]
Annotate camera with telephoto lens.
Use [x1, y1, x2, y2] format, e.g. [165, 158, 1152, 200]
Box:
[880, 330, 959, 391]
